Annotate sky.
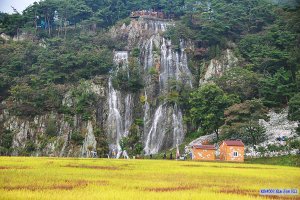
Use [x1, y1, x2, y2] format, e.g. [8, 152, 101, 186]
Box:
[0, 0, 40, 14]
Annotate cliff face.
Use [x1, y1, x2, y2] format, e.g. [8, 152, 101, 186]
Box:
[0, 17, 257, 157]
[199, 49, 238, 85]
[0, 79, 107, 157]
[0, 17, 194, 156]
[109, 18, 192, 154]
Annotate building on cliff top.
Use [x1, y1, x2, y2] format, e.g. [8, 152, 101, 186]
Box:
[130, 10, 165, 19]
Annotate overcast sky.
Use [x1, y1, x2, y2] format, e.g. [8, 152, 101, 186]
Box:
[0, 0, 40, 14]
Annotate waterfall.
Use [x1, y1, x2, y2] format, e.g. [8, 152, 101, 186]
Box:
[107, 80, 133, 150]
[159, 38, 168, 92]
[144, 104, 165, 154]
[107, 79, 123, 150]
[144, 104, 185, 155]
[142, 19, 169, 34]
[144, 36, 154, 70]
[158, 38, 192, 93]
[107, 51, 133, 150]
[143, 91, 151, 139]
[140, 20, 193, 154]
[106, 18, 193, 154]
[114, 51, 128, 70]
[172, 104, 184, 147]
[124, 94, 133, 137]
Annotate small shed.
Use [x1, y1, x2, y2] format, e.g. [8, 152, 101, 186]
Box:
[192, 145, 216, 161]
[219, 140, 244, 162]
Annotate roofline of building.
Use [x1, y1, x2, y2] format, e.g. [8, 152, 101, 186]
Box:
[192, 145, 216, 150]
[222, 140, 245, 146]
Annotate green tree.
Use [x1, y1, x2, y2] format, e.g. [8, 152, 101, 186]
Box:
[0, 13, 24, 37]
[71, 81, 97, 121]
[131, 48, 140, 57]
[127, 124, 142, 155]
[112, 57, 143, 92]
[288, 93, 300, 135]
[38, 0, 58, 35]
[45, 118, 58, 137]
[22, 140, 36, 156]
[260, 68, 296, 107]
[120, 137, 128, 151]
[0, 130, 14, 155]
[133, 142, 143, 156]
[70, 131, 85, 145]
[94, 128, 109, 157]
[189, 83, 233, 140]
[221, 99, 269, 145]
[216, 67, 261, 101]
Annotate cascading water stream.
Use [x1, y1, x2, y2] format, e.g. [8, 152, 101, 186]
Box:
[144, 36, 154, 70]
[159, 38, 168, 92]
[107, 78, 123, 150]
[143, 91, 151, 138]
[144, 104, 165, 154]
[108, 18, 193, 154]
[172, 104, 184, 146]
[141, 20, 193, 154]
[107, 51, 133, 151]
[124, 94, 133, 137]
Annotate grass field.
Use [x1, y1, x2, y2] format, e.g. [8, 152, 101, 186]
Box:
[0, 157, 299, 200]
[245, 155, 300, 167]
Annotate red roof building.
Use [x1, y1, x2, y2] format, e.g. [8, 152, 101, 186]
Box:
[192, 145, 216, 161]
[219, 140, 244, 162]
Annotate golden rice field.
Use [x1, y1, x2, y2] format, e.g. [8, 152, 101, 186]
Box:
[0, 157, 299, 200]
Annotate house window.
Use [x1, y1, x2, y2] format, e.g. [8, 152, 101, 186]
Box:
[233, 151, 238, 157]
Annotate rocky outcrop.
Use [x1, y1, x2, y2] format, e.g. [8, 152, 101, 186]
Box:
[199, 49, 238, 85]
[188, 133, 217, 147]
[260, 108, 298, 141]
[0, 79, 107, 157]
[246, 108, 299, 157]
[0, 32, 33, 42]
[111, 17, 172, 49]
[0, 33, 11, 41]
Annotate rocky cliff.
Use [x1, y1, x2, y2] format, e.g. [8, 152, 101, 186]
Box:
[2, 16, 294, 158]
[0, 17, 196, 156]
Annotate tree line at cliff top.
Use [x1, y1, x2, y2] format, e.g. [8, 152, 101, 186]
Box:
[0, 0, 189, 37]
[1, 0, 298, 37]
[0, 0, 299, 147]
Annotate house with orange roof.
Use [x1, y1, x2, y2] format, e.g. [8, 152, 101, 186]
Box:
[192, 145, 216, 161]
[219, 140, 245, 162]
